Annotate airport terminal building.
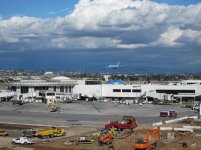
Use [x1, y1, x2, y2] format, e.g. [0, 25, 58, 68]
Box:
[7, 77, 201, 104]
[73, 79, 201, 103]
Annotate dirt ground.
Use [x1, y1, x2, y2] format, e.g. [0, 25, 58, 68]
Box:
[0, 120, 201, 150]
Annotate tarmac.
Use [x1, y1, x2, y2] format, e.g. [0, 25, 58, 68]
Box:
[0, 101, 197, 126]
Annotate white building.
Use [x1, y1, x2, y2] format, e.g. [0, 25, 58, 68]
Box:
[44, 71, 53, 76]
[7, 76, 78, 104]
[73, 79, 201, 103]
[7, 78, 201, 104]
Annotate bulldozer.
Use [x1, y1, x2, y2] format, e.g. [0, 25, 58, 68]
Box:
[132, 127, 160, 150]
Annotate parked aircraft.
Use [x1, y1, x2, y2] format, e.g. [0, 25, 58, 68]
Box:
[106, 62, 126, 69]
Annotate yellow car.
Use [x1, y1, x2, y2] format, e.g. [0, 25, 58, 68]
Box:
[0, 130, 8, 136]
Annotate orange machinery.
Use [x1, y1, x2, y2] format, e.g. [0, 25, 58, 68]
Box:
[98, 133, 113, 145]
[132, 127, 160, 150]
[98, 128, 115, 146]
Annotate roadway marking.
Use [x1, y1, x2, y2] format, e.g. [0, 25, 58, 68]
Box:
[90, 102, 102, 113]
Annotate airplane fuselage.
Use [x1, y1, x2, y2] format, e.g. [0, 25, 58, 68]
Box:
[108, 65, 119, 69]
[107, 62, 120, 69]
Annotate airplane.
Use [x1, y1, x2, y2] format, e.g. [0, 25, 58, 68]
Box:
[106, 62, 126, 69]
[11, 94, 29, 105]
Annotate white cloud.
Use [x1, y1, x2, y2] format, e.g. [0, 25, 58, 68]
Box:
[153, 27, 183, 47]
[0, 0, 201, 52]
[182, 29, 201, 46]
[116, 43, 147, 49]
[51, 36, 119, 49]
[66, 0, 201, 49]
[66, 0, 144, 30]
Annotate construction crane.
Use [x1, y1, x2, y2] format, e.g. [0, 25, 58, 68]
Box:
[132, 127, 160, 150]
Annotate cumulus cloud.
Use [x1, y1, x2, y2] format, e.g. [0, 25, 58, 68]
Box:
[51, 36, 119, 49]
[0, 0, 201, 52]
[152, 26, 184, 47]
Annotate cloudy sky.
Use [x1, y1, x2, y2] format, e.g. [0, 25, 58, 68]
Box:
[0, 0, 201, 73]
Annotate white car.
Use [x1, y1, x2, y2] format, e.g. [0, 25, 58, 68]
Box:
[12, 137, 35, 145]
[192, 104, 199, 111]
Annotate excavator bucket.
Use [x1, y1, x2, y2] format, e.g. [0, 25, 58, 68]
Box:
[132, 127, 160, 149]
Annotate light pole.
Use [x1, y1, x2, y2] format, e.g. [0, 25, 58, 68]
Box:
[198, 102, 201, 119]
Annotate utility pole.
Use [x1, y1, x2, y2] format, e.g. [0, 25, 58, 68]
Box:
[198, 102, 201, 119]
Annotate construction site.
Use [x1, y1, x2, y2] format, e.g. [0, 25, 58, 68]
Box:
[1, 0, 201, 148]
[0, 114, 201, 150]
[0, 99, 200, 150]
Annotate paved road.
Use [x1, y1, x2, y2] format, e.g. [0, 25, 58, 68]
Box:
[0, 101, 197, 126]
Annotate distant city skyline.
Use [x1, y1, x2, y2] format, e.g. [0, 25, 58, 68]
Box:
[0, 0, 201, 73]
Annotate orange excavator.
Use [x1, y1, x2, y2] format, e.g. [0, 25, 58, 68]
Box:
[98, 128, 115, 146]
[133, 127, 160, 150]
[98, 133, 113, 145]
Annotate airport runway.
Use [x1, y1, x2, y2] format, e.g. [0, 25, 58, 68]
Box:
[0, 101, 197, 126]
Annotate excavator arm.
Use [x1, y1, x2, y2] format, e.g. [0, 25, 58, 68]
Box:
[132, 127, 160, 150]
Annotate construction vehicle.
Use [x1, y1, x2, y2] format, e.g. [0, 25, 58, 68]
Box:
[22, 129, 37, 137]
[0, 130, 8, 136]
[132, 127, 160, 150]
[50, 105, 60, 112]
[98, 128, 114, 146]
[98, 133, 113, 146]
[36, 127, 66, 138]
[105, 116, 137, 131]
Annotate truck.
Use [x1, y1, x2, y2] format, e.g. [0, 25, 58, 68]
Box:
[12, 137, 35, 145]
[36, 127, 66, 138]
[105, 116, 137, 131]
[160, 110, 177, 117]
[22, 129, 37, 137]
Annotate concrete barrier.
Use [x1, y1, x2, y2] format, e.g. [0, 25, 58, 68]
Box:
[183, 126, 201, 129]
[160, 127, 193, 132]
[152, 122, 163, 126]
[152, 116, 198, 127]
[174, 128, 193, 132]
[160, 127, 173, 131]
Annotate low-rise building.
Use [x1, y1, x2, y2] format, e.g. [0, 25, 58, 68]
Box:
[73, 79, 201, 103]
[7, 77, 201, 104]
[7, 76, 78, 104]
